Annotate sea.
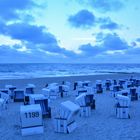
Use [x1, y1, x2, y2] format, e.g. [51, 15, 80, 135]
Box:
[0, 63, 140, 79]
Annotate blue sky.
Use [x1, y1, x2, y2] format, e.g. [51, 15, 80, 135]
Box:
[0, 0, 140, 63]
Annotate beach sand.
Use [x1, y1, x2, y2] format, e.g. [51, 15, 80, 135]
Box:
[0, 73, 140, 140]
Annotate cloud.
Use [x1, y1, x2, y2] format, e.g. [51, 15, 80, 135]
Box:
[78, 33, 129, 57]
[76, 0, 124, 12]
[79, 43, 103, 56]
[101, 33, 129, 50]
[98, 17, 120, 30]
[136, 38, 140, 42]
[3, 23, 57, 45]
[68, 9, 96, 29]
[0, 0, 37, 21]
[68, 10, 120, 30]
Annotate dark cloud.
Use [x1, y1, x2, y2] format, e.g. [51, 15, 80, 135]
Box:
[79, 33, 129, 57]
[0, 21, 78, 60]
[136, 38, 140, 42]
[0, 0, 37, 21]
[68, 9, 96, 29]
[76, 0, 124, 12]
[98, 17, 120, 30]
[3, 23, 57, 45]
[102, 33, 129, 50]
[79, 43, 103, 56]
[68, 10, 119, 30]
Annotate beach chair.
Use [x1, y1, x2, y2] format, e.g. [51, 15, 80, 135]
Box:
[0, 92, 10, 108]
[20, 104, 44, 136]
[5, 85, 16, 99]
[95, 80, 103, 94]
[0, 89, 10, 94]
[13, 89, 25, 102]
[129, 87, 138, 101]
[113, 80, 117, 85]
[73, 81, 83, 90]
[115, 94, 130, 119]
[29, 94, 51, 118]
[135, 79, 140, 87]
[119, 79, 127, 89]
[75, 93, 95, 117]
[54, 101, 80, 133]
[104, 79, 112, 91]
[25, 84, 35, 94]
[62, 81, 71, 86]
[59, 85, 70, 98]
[83, 81, 92, 87]
[111, 85, 121, 97]
[0, 98, 5, 117]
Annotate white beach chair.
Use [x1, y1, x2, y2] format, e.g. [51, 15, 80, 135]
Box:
[75, 93, 95, 117]
[20, 104, 44, 136]
[54, 101, 80, 133]
[115, 94, 130, 119]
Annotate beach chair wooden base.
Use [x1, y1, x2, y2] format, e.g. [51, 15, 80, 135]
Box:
[21, 126, 44, 136]
[54, 118, 76, 133]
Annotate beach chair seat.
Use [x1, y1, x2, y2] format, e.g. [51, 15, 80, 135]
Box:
[104, 79, 112, 91]
[25, 84, 35, 94]
[95, 80, 103, 93]
[29, 94, 51, 118]
[20, 104, 44, 136]
[129, 87, 138, 101]
[13, 89, 25, 102]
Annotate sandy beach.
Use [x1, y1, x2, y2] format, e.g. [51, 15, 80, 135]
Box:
[0, 73, 140, 140]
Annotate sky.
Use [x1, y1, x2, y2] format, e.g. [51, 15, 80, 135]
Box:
[0, 0, 140, 63]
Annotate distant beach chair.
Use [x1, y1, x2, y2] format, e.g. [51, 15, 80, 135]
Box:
[104, 79, 112, 91]
[25, 84, 35, 94]
[135, 79, 140, 87]
[42, 84, 59, 99]
[111, 85, 121, 97]
[20, 104, 44, 136]
[58, 85, 70, 97]
[54, 101, 80, 133]
[129, 87, 138, 101]
[115, 94, 130, 119]
[118, 79, 127, 89]
[29, 94, 51, 118]
[13, 89, 25, 102]
[73, 81, 92, 91]
[5, 85, 16, 99]
[95, 80, 103, 94]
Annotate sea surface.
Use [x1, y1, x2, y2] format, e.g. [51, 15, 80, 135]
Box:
[0, 63, 140, 79]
